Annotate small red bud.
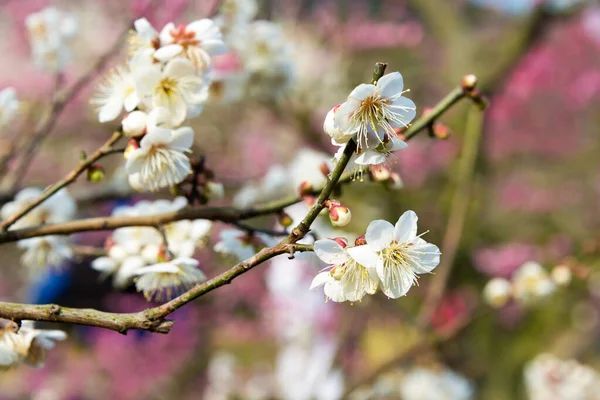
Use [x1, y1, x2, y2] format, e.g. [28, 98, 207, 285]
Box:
[329, 205, 351, 227]
[354, 235, 367, 246]
[369, 165, 391, 182]
[298, 181, 313, 196]
[332, 237, 348, 248]
[319, 162, 331, 177]
[422, 107, 433, 117]
[432, 122, 451, 139]
[124, 138, 141, 160]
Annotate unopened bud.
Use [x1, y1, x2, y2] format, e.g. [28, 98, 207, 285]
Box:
[432, 122, 451, 139]
[279, 212, 293, 227]
[332, 237, 348, 248]
[86, 164, 105, 183]
[303, 195, 317, 207]
[422, 107, 433, 117]
[551, 265, 572, 286]
[483, 277, 512, 308]
[468, 89, 489, 110]
[460, 74, 478, 92]
[386, 172, 404, 190]
[124, 138, 141, 160]
[319, 162, 331, 177]
[354, 235, 367, 246]
[122, 111, 147, 137]
[298, 181, 313, 196]
[329, 205, 351, 227]
[369, 165, 391, 182]
[205, 180, 224, 200]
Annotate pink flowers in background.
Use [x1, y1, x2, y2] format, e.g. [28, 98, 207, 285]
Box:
[397, 138, 457, 188]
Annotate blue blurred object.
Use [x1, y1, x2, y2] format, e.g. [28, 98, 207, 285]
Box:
[27, 265, 73, 304]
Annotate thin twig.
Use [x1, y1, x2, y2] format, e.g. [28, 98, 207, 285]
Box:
[0, 131, 124, 231]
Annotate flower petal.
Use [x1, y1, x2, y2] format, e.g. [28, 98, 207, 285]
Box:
[388, 96, 417, 128]
[164, 58, 196, 79]
[346, 245, 379, 269]
[154, 44, 183, 62]
[171, 127, 195, 149]
[394, 210, 418, 243]
[310, 270, 332, 290]
[314, 239, 349, 265]
[410, 239, 441, 274]
[377, 72, 404, 98]
[365, 220, 395, 252]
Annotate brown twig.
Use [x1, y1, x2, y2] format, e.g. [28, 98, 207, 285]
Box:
[1, 131, 124, 231]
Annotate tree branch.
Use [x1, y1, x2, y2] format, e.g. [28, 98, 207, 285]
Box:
[1, 131, 124, 231]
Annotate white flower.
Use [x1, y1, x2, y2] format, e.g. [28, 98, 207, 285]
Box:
[482, 277, 512, 308]
[218, 0, 258, 26]
[135, 257, 206, 301]
[400, 367, 474, 400]
[335, 72, 416, 149]
[121, 107, 174, 137]
[512, 261, 556, 305]
[129, 18, 160, 65]
[525, 353, 600, 400]
[0, 321, 66, 368]
[360, 211, 441, 298]
[25, 7, 77, 71]
[0, 88, 19, 128]
[310, 239, 379, 303]
[136, 58, 209, 125]
[18, 236, 72, 274]
[92, 66, 139, 123]
[164, 219, 212, 258]
[214, 229, 277, 261]
[156, 19, 227, 70]
[1, 188, 76, 229]
[551, 264, 572, 286]
[125, 125, 194, 191]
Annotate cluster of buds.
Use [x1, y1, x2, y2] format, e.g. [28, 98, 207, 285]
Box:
[298, 180, 317, 206]
[176, 157, 224, 205]
[422, 107, 452, 140]
[324, 199, 351, 227]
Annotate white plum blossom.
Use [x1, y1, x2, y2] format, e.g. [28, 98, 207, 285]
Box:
[310, 239, 379, 303]
[156, 19, 228, 70]
[0, 321, 67, 369]
[135, 257, 206, 301]
[0, 88, 20, 128]
[121, 107, 174, 137]
[360, 211, 441, 299]
[0, 188, 76, 230]
[512, 261, 556, 305]
[164, 219, 213, 258]
[399, 367, 474, 400]
[136, 58, 209, 125]
[17, 236, 73, 275]
[335, 72, 416, 150]
[483, 277, 512, 308]
[125, 125, 194, 191]
[525, 353, 600, 400]
[129, 18, 160, 65]
[92, 66, 139, 123]
[25, 7, 77, 71]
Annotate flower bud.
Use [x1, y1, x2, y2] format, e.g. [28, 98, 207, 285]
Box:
[122, 111, 147, 137]
[329, 205, 351, 227]
[421, 107, 433, 117]
[432, 123, 451, 139]
[319, 162, 331, 177]
[483, 277, 512, 308]
[332, 237, 348, 248]
[460, 74, 478, 92]
[386, 172, 404, 190]
[369, 165, 391, 182]
[86, 164, 105, 183]
[205, 180, 224, 200]
[354, 235, 367, 246]
[278, 212, 293, 227]
[298, 181, 313, 196]
[551, 265, 572, 286]
[124, 138, 141, 160]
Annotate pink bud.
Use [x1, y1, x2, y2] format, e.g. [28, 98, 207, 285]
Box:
[298, 181, 314, 196]
[124, 138, 141, 160]
[329, 205, 351, 227]
[369, 165, 391, 182]
[354, 235, 367, 246]
[332, 237, 348, 248]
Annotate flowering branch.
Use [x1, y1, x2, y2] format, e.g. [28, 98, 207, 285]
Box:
[0, 74, 477, 244]
[0, 130, 124, 231]
[0, 243, 313, 334]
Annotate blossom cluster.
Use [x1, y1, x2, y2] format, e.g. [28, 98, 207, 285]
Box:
[91, 197, 211, 301]
[482, 261, 570, 308]
[311, 210, 441, 302]
[92, 15, 227, 192]
[25, 7, 77, 71]
[0, 188, 76, 276]
[0, 320, 66, 369]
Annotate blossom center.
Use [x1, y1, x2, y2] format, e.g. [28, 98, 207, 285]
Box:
[157, 77, 178, 97]
[382, 241, 414, 270]
[170, 24, 200, 48]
